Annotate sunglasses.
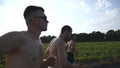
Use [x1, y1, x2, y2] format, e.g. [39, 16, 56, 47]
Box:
[35, 16, 47, 21]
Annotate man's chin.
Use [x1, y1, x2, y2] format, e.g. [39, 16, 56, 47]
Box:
[42, 29, 47, 31]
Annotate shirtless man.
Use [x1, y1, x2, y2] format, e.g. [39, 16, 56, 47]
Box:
[0, 5, 55, 68]
[66, 34, 77, 64]
[46, 25, 76, 68]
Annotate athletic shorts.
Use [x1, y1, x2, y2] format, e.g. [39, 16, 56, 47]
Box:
[67, 52, 75, 64]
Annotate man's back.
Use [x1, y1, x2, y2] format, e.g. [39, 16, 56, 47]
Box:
[48, 38, 62, 68]
[49, 38, 62, 56]
[0, 31, 44, 68]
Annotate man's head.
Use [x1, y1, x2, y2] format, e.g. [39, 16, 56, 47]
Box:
[61, 25, 72, 42]
[24, 5, 49, 31]
[71, 34, 76, 41]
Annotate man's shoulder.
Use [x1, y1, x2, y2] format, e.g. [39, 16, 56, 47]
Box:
[2, 31, 22, 36]
[54, 38, 62, 43]
[54, 38, 65, 46]
[0, 31, 26, 40]
[0, 31, 27, 47]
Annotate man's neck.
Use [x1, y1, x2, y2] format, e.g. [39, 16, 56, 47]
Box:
[59, 34, 66, 42]
[27, 30, 41, 40]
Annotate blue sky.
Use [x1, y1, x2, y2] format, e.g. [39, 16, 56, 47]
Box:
[0, 0, 120, 37]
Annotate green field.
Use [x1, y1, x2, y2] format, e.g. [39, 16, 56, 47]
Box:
[44, 41, 120, 67]
[75, 41, 120, 60]
[0, 41, 120, 68]
[44, 41, 120, 60]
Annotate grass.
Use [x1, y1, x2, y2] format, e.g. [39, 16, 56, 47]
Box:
[44, 41, 120, 65]
[44, 41, 120, 60]
[73, 41, 120, 68]
[75, 41, 120, 60]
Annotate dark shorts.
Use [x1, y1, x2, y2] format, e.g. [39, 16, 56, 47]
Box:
[67, 52, 75, 64]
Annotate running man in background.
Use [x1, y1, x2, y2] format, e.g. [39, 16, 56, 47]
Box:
[46, 25, 78, 68]
[66, 34, 77, 64]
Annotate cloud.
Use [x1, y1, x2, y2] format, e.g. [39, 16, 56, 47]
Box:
[103, 8, 120, 26]
[0, 0, 5, 5]
[89, 8, 120, 32]
[64, 0, 91, 13]
[96, 0, 111, 9]
[105, 8, 119, 19]
[79, 0, 86, 7]
[65, 0, 77, 9]
[78, 0, 91, 13]
[0, 0, 3, 4]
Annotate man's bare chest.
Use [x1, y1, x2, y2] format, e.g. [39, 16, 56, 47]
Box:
[20, 40, 44, 58]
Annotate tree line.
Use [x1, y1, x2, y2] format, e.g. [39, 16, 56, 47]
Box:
[40, 29, 120, 43]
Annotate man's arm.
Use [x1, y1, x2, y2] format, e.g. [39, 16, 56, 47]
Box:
[44, 46, 49, 58]
[57, 42, 73, 68]
[41, 56, 56, 68]
[71, 41, 76, 53]
[40, 60, 47, 68]
[65, 42, 69, 50]
[0, 32, 25, 56]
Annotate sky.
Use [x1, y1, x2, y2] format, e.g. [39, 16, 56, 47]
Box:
[0, 0, 120, 37]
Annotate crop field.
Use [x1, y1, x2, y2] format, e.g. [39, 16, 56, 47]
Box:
[75, 41, 120, 60]
[44, 41, 120, 68]
[0, 41, 120, 68]
[44, 41, 120, 60]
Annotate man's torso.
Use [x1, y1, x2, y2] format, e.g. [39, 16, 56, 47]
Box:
[66, 40, 75, 53]
[48, 37, 66, 68]
[5, 32, 44, 68]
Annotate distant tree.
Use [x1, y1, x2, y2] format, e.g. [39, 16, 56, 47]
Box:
[106, 30, 116, 41]
[75, 34, 80, 42]
[115, 29, 120, 41]
[78, 33, 89, 42]
[40, 29, 120, 42]
[88, 31, 105, 41]
[40, 35, 56, 43]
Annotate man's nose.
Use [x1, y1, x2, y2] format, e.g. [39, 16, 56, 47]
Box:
[46, 20, 49, 23]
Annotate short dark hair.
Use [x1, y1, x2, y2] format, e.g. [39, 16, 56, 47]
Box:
[61, 25, 72, 33]
[23, 5, 44, 20]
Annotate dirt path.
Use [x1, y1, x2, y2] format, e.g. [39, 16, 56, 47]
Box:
[96, 62, 120, 68]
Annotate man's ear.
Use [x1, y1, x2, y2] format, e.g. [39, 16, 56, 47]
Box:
[32, 17, 36, 21]
[28, 17, 33, 21]
[30, 17, 37, 24]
